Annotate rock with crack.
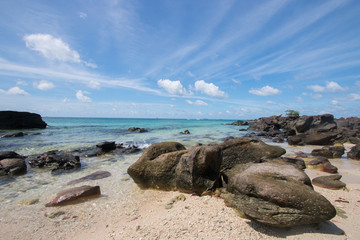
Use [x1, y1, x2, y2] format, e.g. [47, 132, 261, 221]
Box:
[222, 162, 336, 227]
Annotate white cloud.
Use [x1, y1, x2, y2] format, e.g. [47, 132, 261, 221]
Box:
[76, 90, 91, 102]
[157, 79, 189, 95]
[249, 85, 281, 96]
[308, 81, 347, 92]
[266, 100, 277, 105]
[87, 80, 101, 89]
[79, 12, 87, 19]
[0, 86, 29, 95]
[194, 80, 227, 98]
[331, 100, 338, 105]
[296, 96, 304, 102]
[186, 100, 208, 106]
[24, 34, 81, 63]
[33, 80, 55, 90]
[307, 85, 325, 92]
[348, 93, 360, 101]
[325, 81, 347, 92]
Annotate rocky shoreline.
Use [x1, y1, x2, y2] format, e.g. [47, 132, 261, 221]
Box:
[1, 111, 360, 239]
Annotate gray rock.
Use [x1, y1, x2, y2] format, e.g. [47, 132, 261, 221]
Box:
[219, 138, 286, 170]
[312, 175, 346, 190]
[311, 146, 345, 158]
[0, 158, 27, 176]
[222, 162, 336, 227]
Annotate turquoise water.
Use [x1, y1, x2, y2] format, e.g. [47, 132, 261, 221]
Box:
[0, 117, 246, 155]
[0, 118, 248, 198]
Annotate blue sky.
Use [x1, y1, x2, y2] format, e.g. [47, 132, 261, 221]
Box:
[0, 0, 360, 119]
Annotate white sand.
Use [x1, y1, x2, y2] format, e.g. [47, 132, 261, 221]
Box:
[1, 144, 359, 240]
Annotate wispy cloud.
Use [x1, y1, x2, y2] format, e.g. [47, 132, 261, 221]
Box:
[76, 90, 91, 102]
[186, 100, 208, 106]
[0, 86, 29, 95]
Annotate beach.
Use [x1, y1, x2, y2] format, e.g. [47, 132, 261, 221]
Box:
[1, 117, 360, 239]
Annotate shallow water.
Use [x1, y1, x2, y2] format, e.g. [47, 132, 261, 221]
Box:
[0, 118, 247, 204]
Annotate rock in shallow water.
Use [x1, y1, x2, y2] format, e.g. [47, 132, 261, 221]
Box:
[0, 158, 27, 176]
[222, 162, 336, 227]
[45, 185, 101, 207]
[67, 170, 111, 185]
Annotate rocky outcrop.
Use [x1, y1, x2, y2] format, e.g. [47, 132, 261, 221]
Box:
[67, 171, 111, 185]
[347, 144, 360, 160]
[308, 157, 338, 173]
[312, 175, 346, 190]
[248, 114, 360, 146]
[127, 142, 222, 194]
[27, 150, 80, 173]
[0, 158, 27, 176]
[219, 138, 286, 170]
[45, 185, 101, 207]
[222, 162, 336, 227]
[229, 120, 249, 126]
[311, 146, 345, 158]
[0, 111, 47, 129]
[180, 130, 190, 134]
[127, 127, 148, 133]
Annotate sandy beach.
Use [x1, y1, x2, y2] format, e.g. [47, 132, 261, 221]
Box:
[1, 143, 359, 240]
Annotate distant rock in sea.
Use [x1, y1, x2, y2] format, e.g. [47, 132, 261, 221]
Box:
[0, 111, 47, 129]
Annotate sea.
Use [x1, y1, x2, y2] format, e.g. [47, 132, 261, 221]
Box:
[0, 117, 249, 204]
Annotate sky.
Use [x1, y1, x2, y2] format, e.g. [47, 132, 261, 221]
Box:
[0, 0, 360, 119]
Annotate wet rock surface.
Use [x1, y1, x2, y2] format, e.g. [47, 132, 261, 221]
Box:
[27, 150, 81, 173]
[67, 171, 112, 185]
[0, 158, 27, 176]
[311, 146, 345, 158]
[347, 144, 360, 160]
[308, 157, 338, 174]
[45, 185, 101, 207]
[127, 127, 148, 133]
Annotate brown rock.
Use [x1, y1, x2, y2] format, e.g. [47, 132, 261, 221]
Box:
[45, 185, 101, 207]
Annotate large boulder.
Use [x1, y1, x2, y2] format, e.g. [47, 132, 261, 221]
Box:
[0, 158, 27, 176]
[45, 185, 101, 207]
[0, 111, 47, 129]
[127, 142, 222, 194]
[27, 150, 81, 173]
[347, 144, 360, 160]
[219, 138, 286, 170]
[222, 162, 336, 227]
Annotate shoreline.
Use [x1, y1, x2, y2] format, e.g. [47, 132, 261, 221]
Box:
[1, 143, 359, 240]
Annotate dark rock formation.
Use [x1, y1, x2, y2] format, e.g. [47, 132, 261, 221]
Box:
[308, 157, 338, 173]
[127, 142, 222, 194]
[248, 114, 360, 146]
[311, 146, 345, 158]
[45, 185, 101, 207]
[312, 175, 346, 190]
[1, 132, 27, 138]
[27, 150, 80, 173]
[67, 171, 111, 185]
[219, 137, 286, 170]
[127, 127, 148, 133]
[222, 162, 336, 227]
[96, 141, 116, 152]
[180, 130, 190, 134]
[0, 151, 23, 160]
[0, 111, 47, 129]
[347, 144, 360, 160]
[0, 158, 27, 176]
[229, 120, 249, 126]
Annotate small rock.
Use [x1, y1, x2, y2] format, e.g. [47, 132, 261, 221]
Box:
[312, 175, 346, 190]
[19, 198, 39, 205]
[47, 210, 66, 219]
